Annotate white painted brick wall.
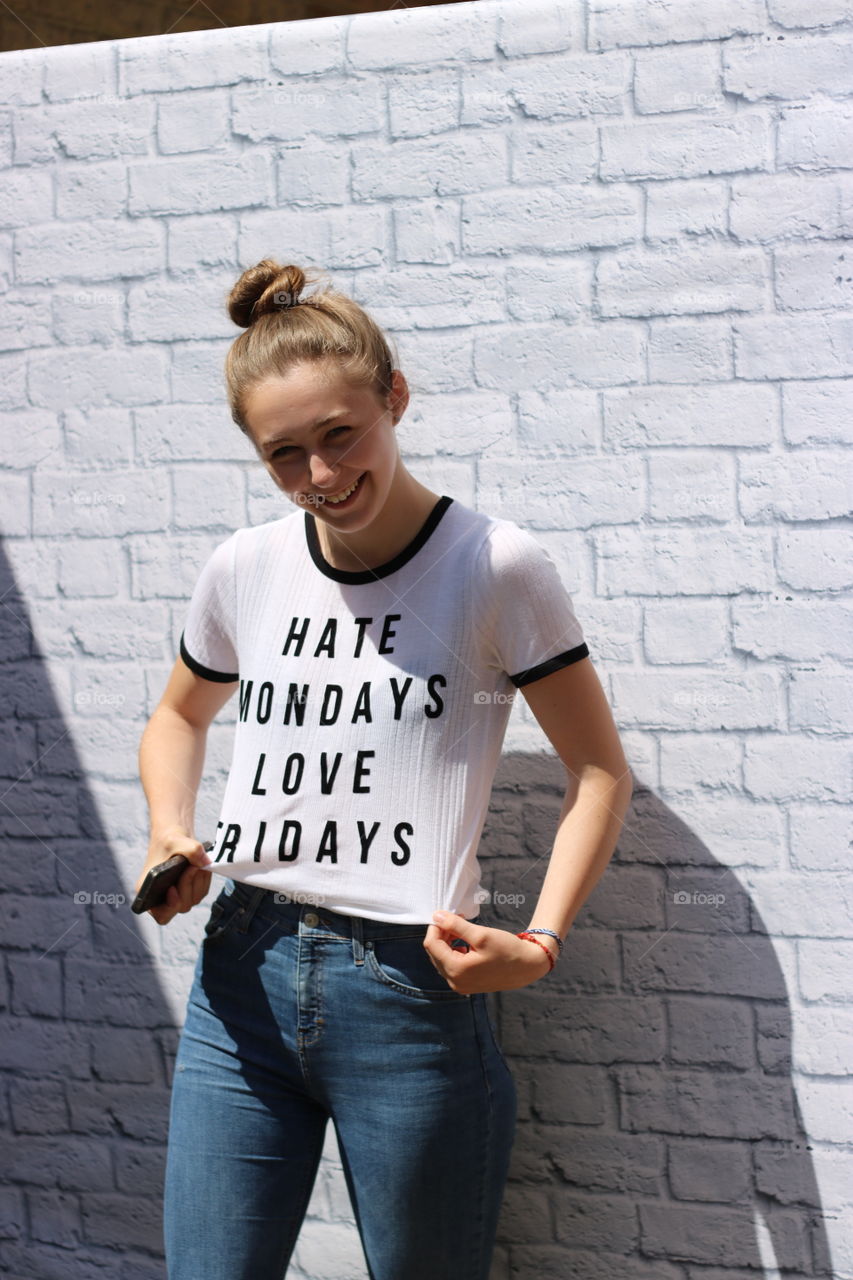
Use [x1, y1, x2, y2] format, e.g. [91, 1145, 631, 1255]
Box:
[0, 0, 851, 1276]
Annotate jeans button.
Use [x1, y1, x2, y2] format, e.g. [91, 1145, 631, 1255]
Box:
[304, 911, 319, 927]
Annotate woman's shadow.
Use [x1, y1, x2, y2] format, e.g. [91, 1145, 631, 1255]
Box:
[481, 752, 838, 1280]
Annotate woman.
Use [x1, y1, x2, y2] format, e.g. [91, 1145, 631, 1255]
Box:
[135, 259, 633, 1280]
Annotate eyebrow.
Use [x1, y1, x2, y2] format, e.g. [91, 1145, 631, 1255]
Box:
[262, 410, 349, 450]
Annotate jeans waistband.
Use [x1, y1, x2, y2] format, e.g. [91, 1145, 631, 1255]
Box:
[223, 877, 431, 944]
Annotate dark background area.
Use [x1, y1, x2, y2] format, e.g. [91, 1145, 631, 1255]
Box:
[1, 0, 469, 55]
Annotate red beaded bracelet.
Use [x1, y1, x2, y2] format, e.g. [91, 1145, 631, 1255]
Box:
[516, 931, 556, 973]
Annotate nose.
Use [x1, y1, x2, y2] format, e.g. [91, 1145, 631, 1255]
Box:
[307, 453, 340, 488]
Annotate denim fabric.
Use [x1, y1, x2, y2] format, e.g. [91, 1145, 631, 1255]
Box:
[163, 878, 518, 1279]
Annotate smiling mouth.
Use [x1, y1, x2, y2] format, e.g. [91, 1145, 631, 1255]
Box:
[311, 472, 366, 507]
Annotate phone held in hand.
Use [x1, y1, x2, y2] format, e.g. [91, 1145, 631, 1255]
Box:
[131, 842, 214, 915]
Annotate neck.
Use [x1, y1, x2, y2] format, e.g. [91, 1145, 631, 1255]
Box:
[316, 470, 441, 572]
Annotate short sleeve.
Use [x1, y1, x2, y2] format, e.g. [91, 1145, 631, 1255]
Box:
[473, 523, 589, 688]
[179, 535, 239, 683]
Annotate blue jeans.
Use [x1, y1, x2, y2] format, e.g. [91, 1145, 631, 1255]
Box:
[163, 878, 518, 1279]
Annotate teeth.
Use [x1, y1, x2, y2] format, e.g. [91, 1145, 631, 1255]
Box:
[325, 475, 361, 504]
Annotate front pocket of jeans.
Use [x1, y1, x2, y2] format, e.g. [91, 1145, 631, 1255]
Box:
[202, 893, 241, 944]
[365, 937, 470, 1000]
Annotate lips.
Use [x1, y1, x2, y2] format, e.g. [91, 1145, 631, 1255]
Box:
[317, 472, 366, 508]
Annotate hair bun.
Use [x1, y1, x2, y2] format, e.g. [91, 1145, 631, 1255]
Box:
[228, 259, 323, 329]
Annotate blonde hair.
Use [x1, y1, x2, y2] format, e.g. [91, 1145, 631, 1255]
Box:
[224, 259, 399, 433]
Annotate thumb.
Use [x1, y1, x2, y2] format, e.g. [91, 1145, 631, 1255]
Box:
[431, 910, 480, 953]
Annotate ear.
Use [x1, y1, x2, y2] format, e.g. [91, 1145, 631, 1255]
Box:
[388, 369, 409, 425]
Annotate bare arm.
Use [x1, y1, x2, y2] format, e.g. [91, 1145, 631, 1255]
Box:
[135, 656, 238, 924]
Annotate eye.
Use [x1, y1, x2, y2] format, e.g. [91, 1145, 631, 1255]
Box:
[270, 426, 351, 461]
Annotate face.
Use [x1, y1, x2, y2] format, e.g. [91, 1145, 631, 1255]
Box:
[243, 363, 408, 530]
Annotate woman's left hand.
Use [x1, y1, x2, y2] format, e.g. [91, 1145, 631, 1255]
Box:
[423, 911, 558, 993]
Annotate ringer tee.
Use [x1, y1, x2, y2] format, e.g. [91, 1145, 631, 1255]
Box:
[179, 494, 589, 924]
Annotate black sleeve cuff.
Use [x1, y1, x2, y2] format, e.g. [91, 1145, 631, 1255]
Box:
[179, 633, 239, 684]
[509, 642, 590, 688]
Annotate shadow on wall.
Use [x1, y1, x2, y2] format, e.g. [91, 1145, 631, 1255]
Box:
[0, 538, 836, 1279]
[484, 753, 837, 1280]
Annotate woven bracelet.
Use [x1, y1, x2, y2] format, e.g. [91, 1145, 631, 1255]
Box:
[516, 931, 556, 973]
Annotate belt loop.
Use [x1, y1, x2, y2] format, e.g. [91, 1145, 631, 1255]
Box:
[351, 914, 364, 966]
[236, 887, 267, 934]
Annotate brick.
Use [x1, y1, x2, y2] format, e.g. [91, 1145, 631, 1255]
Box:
[269, 19, 346, 77]
[32, 469, 170, 536]
[776, 240, 853, 312]
[744, 737, 851, 801]
[646, 178, 728, 239]
[232, 78, 383, 143]
[596, 526, 775, 595]
[511, 121, 597, 191]
[618, 1064, 799, 1139]
[647, 318, 732, 383]
[788, 665, 850, 737]
[589, 0, 765, 49]
[393, 200, 461, 265]
[118, 28, 268, 94]
[0, 411, 61, 468]
[741, 449, 852, 520]
[634, 43, 722, 115]
[351, 263, 505, 329]
[645, 603, 729, 664]
[353, 132, 508, 201]
[648, 451, 734, 521]
[128, 151, 274, 216]
[600, 111, 770, 181]
[463, 182, 640, 254]
[732, 598, 853, 660]
[53, 286, 125, 347]
[640, 1199, 809, 1268]
[623, 931, 786, 997]
[276, 140, 349, 207]
[768, 0, 853, 25]
[0, 168, 53, 229]
[388, 69, 459, 139]
[503, 990, 665, 1063]
[497, 0, 578, 57]
[397, 391, 513, 458]
[15, 218, 163, 285]
[57, 539, 122, 598]
[667, 995, 754, 1068]
[724, 32, 853, 100]
[51, 98, 155, 159]
[43, 42, 116, 103]
[463, 51, 629, 126]
[474, 321, 644, 392]
[166, 213, 238, 271]
[28, 347, 169, 410]
[783, 377, 853, 445]
[237, 205, 385, 271]
[779, 98, 853, 170]
[738, 313, 853, 379]
[127, 273, 234, 342]
[128, 532, 223, 599]
[478, 454, 643, 529]
[157, 88, 228, 154]
[743, 872, 853, 936]
[668, 1137, 752, 1201]
[133, 404, 252, 465]
[799, 939, 853, 1000]
[347, 6, 497, 70]
[601, 381, 773, 448]
[777, 528, 853, 591]
[598, 243, 766, 318]
[731, 171, 848, 242]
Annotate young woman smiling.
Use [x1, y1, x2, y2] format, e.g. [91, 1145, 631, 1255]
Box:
[135, 259, 633, 1280]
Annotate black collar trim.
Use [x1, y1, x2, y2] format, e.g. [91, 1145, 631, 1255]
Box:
[304, 495, 454, 583]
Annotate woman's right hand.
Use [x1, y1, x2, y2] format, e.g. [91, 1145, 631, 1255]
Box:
[134, 829, 214, 926]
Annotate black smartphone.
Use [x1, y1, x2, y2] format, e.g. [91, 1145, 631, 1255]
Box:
[131, 842, 213, 915]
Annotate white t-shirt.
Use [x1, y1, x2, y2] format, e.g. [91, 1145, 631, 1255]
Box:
[179, 494, 589, 924]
